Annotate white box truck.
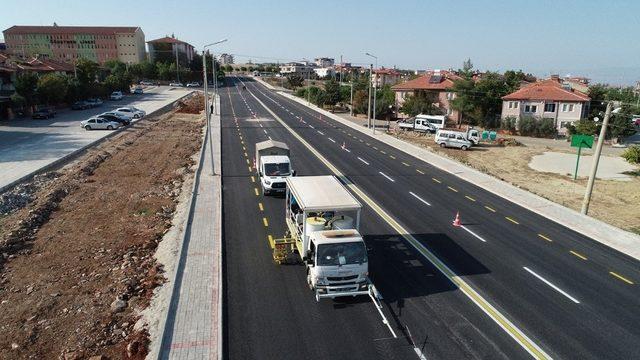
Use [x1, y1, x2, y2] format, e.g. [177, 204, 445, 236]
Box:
[255, 140, 294, 195]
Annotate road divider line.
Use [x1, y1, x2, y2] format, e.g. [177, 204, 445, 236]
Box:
[390, 155, 396, 159]
[251, 176, 255, 183]
[609, 271, 634, 285]
[247, 86, 552, 359]
[416, 169, 424, 174]
[254, 188, 259, 196]
[263, 217, 269, 227]
[402, 162, 410, 167]
[263, 129, 268, 134]
[246, 159, 250, 165]
[258, 203, 264, 211]
[447, 186, 458, 193]
[484, 206, 496, 212]
[523, 267, 580, 304]
[380, 150, 387, 154]
[379, 172, 395, 182]
[317, 130, 325, 135]
[432, 178, 441, 183]
[569, 250, 587, 260]
[358, 157, 370, 165]
[465, 195, 476, 202]
[328, 137, 336, 143]
[538, 234, 552, 242]
[505, 216, 520, 225]
[460, 225, 487, 243]
[409, 192, 431, 206]
[247, 166, 252, 172]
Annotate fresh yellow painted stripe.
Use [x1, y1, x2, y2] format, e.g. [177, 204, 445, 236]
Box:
[432, 178, 441, 183]
[485, 205, 496, 212]
[251, 176, 256, 183]
[263, 217, 269, 227]
[537, 234, 552, 242]
[258, 203, 264, 211]
[242, 146, 246, 151]
[268, 235, 275, 249]
[254, 188, 259, 196]
[246, 159, 250, 165]
[447, 186, 458, 192]
[416, 169, 425, 174]
[241, 140, 245, 145]
[248, 91, 550, 360]
[610, 271, 634, 285]
[465, 195, 476, 202]
[505, 216, 520, 225]
[244, 151, 248, 157]
[248, 166, 252, 172]
[569, 250, 588, 260]
[402, 162, 410, 167]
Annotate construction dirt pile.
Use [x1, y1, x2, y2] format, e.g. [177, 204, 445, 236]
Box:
[175, 92, 205, 114]
[0, 99, 204, 359]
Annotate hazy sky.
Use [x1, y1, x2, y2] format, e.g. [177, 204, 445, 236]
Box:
[3, 0, 639, 84]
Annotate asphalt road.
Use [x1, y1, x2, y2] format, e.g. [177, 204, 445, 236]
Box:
[223, 76, 640, 359]
[0, 86, 191, 189]
[222, 77, 531, 360]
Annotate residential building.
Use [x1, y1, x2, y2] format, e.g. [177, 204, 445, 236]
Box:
[501, 76, 591, 131]
[392, 70, 463, 123]
[314, 57, 334, 68]
[3, 25, 145, 64]
[279, 62, 314, 78]
[372, 68, 401, 87]
[314, 67, 335, 78]
[219, 53, 234, 65]
[147, 35, 195, 63]
[563, 75, 590, 93]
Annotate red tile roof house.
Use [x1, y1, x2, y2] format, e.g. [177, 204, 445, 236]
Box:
[391, 70, 463, 123]
[501, 75, 591, 133]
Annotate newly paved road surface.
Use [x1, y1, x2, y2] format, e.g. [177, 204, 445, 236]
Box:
[222, 76, 640, 359]
[0, 86, 191, 189]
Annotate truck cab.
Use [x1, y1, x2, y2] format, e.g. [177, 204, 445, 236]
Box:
[255, 140, 293, 195]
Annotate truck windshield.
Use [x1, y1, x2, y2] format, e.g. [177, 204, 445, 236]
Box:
[317, 242, 367, 266]
[264, 163, 290, 176]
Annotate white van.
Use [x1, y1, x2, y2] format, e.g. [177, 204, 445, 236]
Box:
[435, 129, 472, 150]
[416, 114, 446, 129]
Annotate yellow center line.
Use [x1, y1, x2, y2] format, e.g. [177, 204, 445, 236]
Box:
[484, 205, 496, 212]
[248, 166, 252, 172]
[447, 186, 458, 192]
[244, 152, 248, 157]
[254, 187, 259, 196]
[569, 250, 588, 260]
[505, 216, 519, 225]
[537, 234, 552, 242]
[251, 176, 256, 183]
[242, 146, 246, 151]
[258, 202, 264, 211]
[465, 195, 476, 202]
[246, 159, 250, 165]
[263, 217, 269, 227]
[416, 169, 425, 174]
[268, 235, 274, 249]
[609, 272, 634, 285]
[432, 178, 441, 183]
[241, 140, 245, 145]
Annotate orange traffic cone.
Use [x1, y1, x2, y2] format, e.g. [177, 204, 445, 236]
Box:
[452, 212, 462, 227]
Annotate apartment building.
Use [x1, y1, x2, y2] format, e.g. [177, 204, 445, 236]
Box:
[219, 53, 234, 65]
[147, 35, 195, 63]
[3, 25, 145, 64]
[392, 70, 462, 122]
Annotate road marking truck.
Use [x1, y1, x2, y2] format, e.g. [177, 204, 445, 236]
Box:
[255, 140, 294, 195]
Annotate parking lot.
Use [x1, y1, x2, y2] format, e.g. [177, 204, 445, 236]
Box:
[0, 86, 192, 190]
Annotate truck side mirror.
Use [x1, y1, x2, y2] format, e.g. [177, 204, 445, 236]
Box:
[305, 250, 314, 265]
[258, 171, 262, 177]
[292, 170, 296, 176]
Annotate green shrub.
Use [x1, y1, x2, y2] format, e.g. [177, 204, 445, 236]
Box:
[518, 116, 537, 136]
[500, 116, 517, 132]
[622, 145, 640, 164]
[538, 118, 556, 137]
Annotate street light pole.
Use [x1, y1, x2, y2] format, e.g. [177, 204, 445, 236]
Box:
[367, 63, 372, 130]
[202, 48, 209, 122]
[581, 101, 612, 215]
[350, 74, 354, 117]
[202, 39, 228, 118]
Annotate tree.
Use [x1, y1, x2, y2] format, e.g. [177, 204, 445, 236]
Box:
[323, 79, 341, 107]
[503, 70, 533, 93]
[471, 72, 509, 127]
[37, 73, 68, 104]
[462, 58, 473, 74]
[400, 91, 441, 116]
[374, 85, 396, 119]
[75, 58, 99, 86]
[450, 77, 476, 124]
[240, 66, 247, 72]
[104, 59, 127, 77]
[352, 89, 369, 115]
[224, 65, 233, 72]
[14, 72, 39, 107]
[609, 112, 637, 140]
[286, 74, 304, 89]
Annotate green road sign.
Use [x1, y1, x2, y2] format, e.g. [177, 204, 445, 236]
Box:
[571, 134, 594, 148]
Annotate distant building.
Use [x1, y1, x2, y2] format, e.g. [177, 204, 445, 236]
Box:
[562, 75, 590, 93]
[372, 68, 402, 87]
[147, 35, 195, 63]
[3, 24, 145, 64]
[314, 67, 335, 78]
[219, 53, 234, 65]
[279, 62, 314, 78]
[0, 42, 6, 53]
[314, 57, 334, 68]
[501, 75, 591, 132]
[392, 70, 462, 122]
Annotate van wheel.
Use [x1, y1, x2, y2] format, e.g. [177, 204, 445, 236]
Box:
[461, 145, 468, 151]
[439, 142, 446, 148]
[107, 125, 113, 130]
[307, 273, 315, 291]
[85, 125, 92, 131]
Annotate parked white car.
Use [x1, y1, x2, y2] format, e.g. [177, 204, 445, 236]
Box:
[81, 117, 121, 131]
[435, 129, 473, 150]
[121, 106, 146, 116]
[186, 82, 200, 87]
[110, 91, 124, 100]
[114, 107, 145, 119]
[169, 82, 184, 87]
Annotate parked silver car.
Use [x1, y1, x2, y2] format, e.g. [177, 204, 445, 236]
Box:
[435, 130, 473, 150]
[80, 117, 121, 131]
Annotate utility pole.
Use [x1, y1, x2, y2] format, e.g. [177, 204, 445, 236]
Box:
[175, 47, 180, 83]
[339, 55, 343, 84]
[581, 101, 612, 215]
[367, 63, 372, 130]
[365, 52, 378, 134]
[350, 75, 354, 117]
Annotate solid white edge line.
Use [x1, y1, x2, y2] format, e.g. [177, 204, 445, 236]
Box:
[523, 267, 580, 304]
[460, 225, 487, 243]
[379, 172, 395, 182]
[358, 157, 370, 165]
[409, 191, 431, 206]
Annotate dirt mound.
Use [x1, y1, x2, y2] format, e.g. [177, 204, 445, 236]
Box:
[0, 107, 204, 359]
[175, 92, 204, 114]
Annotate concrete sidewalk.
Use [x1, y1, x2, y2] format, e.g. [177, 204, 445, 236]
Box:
[275, 89, 640, 261]
[155, 95, 223, 360]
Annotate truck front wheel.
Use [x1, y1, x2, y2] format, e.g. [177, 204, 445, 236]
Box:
[307, 273, 315, 291]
